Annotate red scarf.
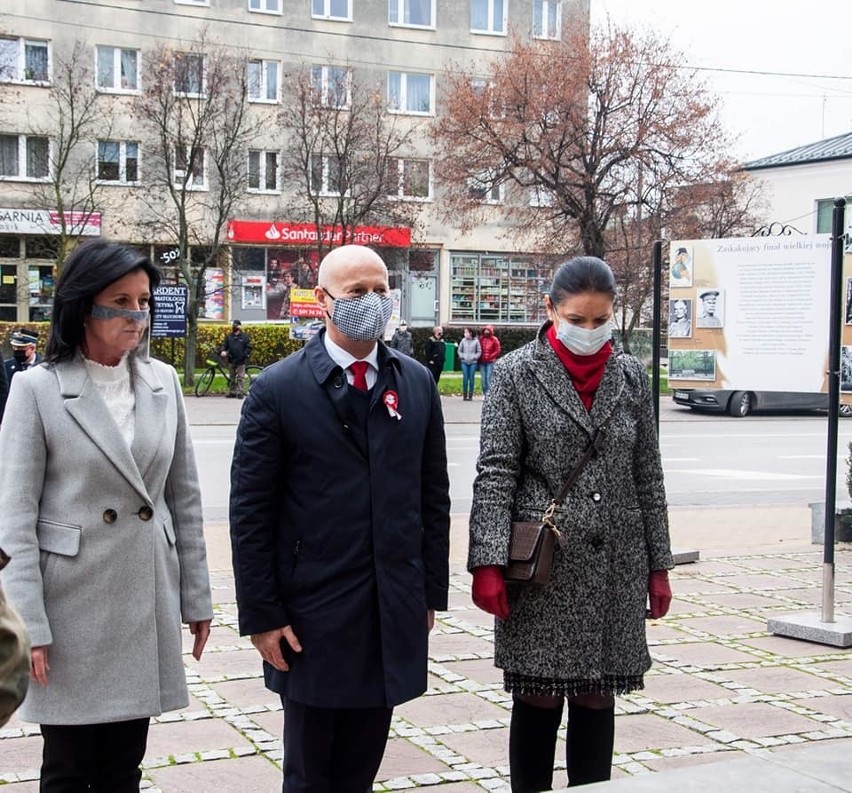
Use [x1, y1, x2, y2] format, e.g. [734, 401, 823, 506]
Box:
[546, 324, 612, 411]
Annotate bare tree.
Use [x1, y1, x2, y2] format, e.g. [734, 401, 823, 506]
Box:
[278, 64, 426, 260]
[134, 32, 263, 384]
[22, 40, 107, 269]
[431, 20, 731, 259]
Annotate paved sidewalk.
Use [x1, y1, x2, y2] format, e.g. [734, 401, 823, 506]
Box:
[4, 395, 852, 789]
[4, 539, 852, 790]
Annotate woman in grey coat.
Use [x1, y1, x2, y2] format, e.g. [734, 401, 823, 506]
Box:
[468, 257, 673, 790]
[457, 327, 481, 401]
[0, 241, 213, 790]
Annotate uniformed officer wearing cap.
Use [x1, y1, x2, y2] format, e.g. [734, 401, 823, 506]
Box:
[4, 329, 42, 386]
[696, 289, 723, 328]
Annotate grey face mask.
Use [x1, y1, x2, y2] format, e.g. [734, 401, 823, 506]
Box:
[90, 304, 150, 323]
[324, 289, 393, 343]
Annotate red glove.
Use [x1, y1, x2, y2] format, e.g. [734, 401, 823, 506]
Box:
[472, 565, 510, 620]
[647, 569, 672, 619]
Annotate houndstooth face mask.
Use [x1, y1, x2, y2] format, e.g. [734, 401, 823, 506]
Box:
[324, 289, 393, 342]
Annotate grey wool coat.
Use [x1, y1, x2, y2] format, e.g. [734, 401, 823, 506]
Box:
[468, 325, 673, 683]
[0, 354, 213, 725]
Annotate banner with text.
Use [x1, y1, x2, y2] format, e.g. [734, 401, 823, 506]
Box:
[668, 235, 831, 392]
[227, 220, 411, 248]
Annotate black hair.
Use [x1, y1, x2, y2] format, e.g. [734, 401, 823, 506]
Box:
[45, 240, 161, 363]
[548, 256, 616, 306]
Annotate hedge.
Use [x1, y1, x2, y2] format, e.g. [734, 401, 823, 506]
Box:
[0, 321, 652, 369]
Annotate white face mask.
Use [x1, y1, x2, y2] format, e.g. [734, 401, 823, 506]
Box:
[555, 319, 612, 356]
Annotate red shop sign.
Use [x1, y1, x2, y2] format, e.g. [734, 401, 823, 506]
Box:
[227, 220, 411, 248]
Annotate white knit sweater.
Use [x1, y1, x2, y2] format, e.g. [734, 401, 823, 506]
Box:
[84, 354, 136, 446]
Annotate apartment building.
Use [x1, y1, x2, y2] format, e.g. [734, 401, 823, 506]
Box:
[1, 0, 589, 326]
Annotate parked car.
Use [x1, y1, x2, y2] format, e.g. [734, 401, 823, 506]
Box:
[672, 388, 852, 418]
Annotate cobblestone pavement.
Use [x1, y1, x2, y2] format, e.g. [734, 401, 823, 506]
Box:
[4, 544, 852, 790]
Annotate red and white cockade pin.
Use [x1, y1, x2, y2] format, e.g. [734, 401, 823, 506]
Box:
[383, 390, 402, 420]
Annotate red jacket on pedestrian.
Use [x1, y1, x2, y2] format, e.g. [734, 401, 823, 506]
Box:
[479, 326, 501, 364]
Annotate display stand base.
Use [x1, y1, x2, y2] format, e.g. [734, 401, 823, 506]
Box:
[672, 547, 699, 565]
[768, 612, 852, 647]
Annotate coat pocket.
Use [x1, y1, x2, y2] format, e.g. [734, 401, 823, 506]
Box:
[36, 520, 82, 557]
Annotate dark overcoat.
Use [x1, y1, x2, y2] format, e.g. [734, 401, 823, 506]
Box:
[468, 325, 673, 682]
[230, 331, 450, 709]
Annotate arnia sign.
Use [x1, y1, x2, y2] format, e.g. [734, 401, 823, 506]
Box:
[227, 220, 411, 248]
[0, 208, 102, 236]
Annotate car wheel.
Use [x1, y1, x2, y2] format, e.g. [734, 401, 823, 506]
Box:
[728, 391, 752, 417]
[840, 404, 852, 418]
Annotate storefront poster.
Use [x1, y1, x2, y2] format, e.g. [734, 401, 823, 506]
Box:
[668, 236, 831, 392]
[201, 268, 224, 320]
[289, 288, 323, 318]
[0, 208, 102, 236]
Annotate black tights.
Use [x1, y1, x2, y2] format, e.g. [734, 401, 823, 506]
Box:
[509, 693, 615, 791]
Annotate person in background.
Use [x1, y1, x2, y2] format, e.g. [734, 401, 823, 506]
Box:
[219, 319, 252, 398]
[468, 256, 673, 789]
[478, 324, 501, 396]
[4, 329, 42, 386]
[230, 244, 450, 791]
[389, 320, 414, 357]
[425, 326, 445, 384]
[0, 239, 213, 790]
[0, 363, 7, 425]
[457, 327, 481, 401]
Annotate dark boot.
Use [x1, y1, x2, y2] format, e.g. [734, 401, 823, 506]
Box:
[566, 702, 615, 787]
[509, 698, 564, 792]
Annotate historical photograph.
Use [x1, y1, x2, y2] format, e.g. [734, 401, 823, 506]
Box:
[842, 346, 852, 392]
[669, 349, 716, 381]
[670, 245, 693, 288]
[668, 298, 693, 338]
[846, 278, 852, 325]
[696, 288, 724, 328]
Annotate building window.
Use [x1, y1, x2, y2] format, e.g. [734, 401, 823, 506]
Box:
[387, 71, 432, 115]
[248, 59, 279, 103]
[0, 37, 49, 83]
[0, 134, 50, 180]
[533, 0, 561, 40]
[97, 140, 139, 184]
[529, 185, 554, 207]
[311, 65, 350, 109]
[248, 150, 279, 192]
[388, 0, 435, 28]
[249, 0, 282, 12]
[174, 146, 206, 189]
[816, 198, 852, 234]
[174, 0, 210, 5]
[471, 0, 506, 35]
[95, 46, 139, 92]
[174, 53, 204, 97]
[310, 154, 344, 196]
[388, 158, 431, 200]
[312, 0, 351, 20]
[451, 253, 551, 324]
[469, 171, 504, 203]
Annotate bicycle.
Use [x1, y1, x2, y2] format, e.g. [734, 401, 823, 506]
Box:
[195, 357, 264, 397]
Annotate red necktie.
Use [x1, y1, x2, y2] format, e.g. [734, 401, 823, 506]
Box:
[349, 361, 369, 392]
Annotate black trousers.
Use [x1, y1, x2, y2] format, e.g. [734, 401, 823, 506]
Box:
[281, 697, 393, 793]
[40, 718, 150, 792]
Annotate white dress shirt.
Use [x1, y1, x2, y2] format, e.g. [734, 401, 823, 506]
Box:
[323, 333, 379, 390]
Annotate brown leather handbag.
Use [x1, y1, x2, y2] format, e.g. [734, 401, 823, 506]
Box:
[505, 425, 607, 586]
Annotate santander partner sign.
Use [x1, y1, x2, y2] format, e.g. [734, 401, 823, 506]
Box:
[227, 220, 411, 248]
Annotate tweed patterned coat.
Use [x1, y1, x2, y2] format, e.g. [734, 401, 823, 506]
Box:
[468, 325, 673, 684]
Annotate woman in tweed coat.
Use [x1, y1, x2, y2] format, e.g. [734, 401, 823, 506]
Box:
[468, 257, 673, 790]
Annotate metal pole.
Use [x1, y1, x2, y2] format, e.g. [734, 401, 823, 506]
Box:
[651, 240, 663, 429]
[822, 197, 846, 623]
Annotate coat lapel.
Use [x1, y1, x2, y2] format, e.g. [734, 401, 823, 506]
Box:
[530, 334, 595, 436]
[130, 357, 168, 487]
[56, 357, 151, 504]
[589, 349, 626, 430]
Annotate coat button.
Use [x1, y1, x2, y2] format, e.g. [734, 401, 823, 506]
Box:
[103, 509, 118, 524]
[591, 492, 602, 502]
[590, 535, 604, 550]
[138, 506, 154, 521]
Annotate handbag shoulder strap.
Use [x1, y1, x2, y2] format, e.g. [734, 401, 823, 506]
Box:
[551, 416, 612, 507]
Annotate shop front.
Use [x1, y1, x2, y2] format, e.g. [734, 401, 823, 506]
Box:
[0, 208, 101, 322]
[226, 220, 440, 328]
